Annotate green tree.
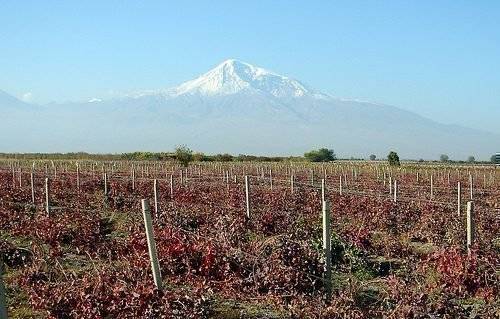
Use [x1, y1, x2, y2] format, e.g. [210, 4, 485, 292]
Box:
[175, 145, 193, 167]
[467, 156, 475, 163]
[387, 151, 400, 166]
[440, 154, 449, 162]
[369, 154, 376, 161]
[304, 148, 336, 162]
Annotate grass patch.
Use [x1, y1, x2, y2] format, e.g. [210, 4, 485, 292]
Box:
[211, 298, 287, 319]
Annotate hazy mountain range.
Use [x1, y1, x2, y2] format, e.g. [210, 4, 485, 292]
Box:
[1, 59, 498, 160]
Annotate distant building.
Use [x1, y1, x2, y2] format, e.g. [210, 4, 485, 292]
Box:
[496, 153, 500, 165]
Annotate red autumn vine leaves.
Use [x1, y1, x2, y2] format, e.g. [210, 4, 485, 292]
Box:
[0, 166, 498, 318]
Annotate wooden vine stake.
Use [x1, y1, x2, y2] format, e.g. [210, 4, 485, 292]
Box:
[457, 182, 461, 216]
[45, 178, 50, 216]
[466, 201, 474, 254]
[75, 162, 80, 192]
[153, 179, 159, 217]
[245, 175, 251, 219]
[322, 200, 332, 300]
[321, 179, 326, 203]
[103, 173, 108, 197]
[469, 174, 473, 200]
[131, 167, 136, 191]
[389, 176, 392, 195]
[393, 179, 397, 203]
[30, 172, 35, 204]
[0, 259, 7, 319]
[269, 169, 273, 190]
[141, 199, 163, 289]
[339, 175, 343, 195]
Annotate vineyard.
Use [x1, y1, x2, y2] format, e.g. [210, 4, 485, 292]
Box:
[0, 160, 499, 318]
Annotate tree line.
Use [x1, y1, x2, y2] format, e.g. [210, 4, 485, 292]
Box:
[0, 148, 496, 166]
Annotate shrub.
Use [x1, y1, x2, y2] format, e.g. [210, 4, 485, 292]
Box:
[440, 154, 449, 162]
[175, 145, 193, 167]
[387, 151, 400, 166]
[304, 148, 336, 162]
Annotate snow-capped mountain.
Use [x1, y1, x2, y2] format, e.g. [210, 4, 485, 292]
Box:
[1, 60, 498, 159]
[164, 59, 328, 99]
[127, 59, 329, 100]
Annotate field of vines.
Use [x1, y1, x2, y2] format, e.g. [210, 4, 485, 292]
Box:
[0, 160, 499, 318]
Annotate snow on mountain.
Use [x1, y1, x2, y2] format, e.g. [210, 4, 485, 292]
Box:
[170, 59, 319, 98]
[129, 59, 330, 100]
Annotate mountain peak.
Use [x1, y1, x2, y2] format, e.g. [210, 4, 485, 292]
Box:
[212, 59, 275, 78]
[216, 58, 249, 67]
[167, 59, 329, 99]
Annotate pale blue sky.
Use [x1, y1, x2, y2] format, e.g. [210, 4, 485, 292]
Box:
[1, 1, 499, 133]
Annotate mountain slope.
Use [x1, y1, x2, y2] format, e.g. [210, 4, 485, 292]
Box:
[0, 60, 498, 159]
[0, 90, 32, 109]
